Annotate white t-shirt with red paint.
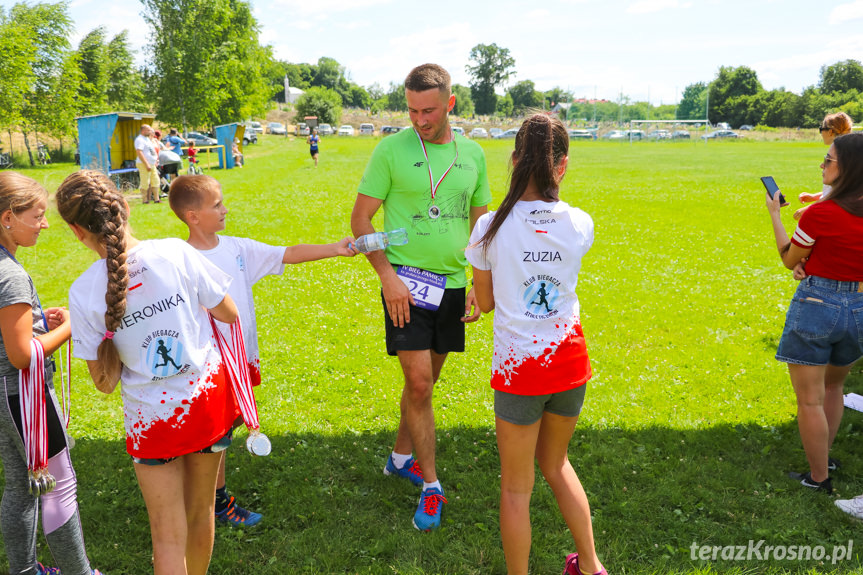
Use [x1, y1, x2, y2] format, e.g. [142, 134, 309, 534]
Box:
[196, 236, 285, 385]
[465, 200, 594, 396]
[69, 238, 240, 459]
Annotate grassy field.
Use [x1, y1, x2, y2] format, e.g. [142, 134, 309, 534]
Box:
[4, 134, 863, 574]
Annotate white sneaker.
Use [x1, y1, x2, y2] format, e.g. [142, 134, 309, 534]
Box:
[835, 495, 863, 519]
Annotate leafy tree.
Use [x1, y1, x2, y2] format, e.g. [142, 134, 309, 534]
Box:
[386, 83, 407, 112]
[819, 60, 863, 94]
[508, 80, 542, 113]
[495, 93, 514, 118]
[466, 43, 515, 115]
[544, 87, 571, 107]
[677, 82, 707, 120]
[346, 84, 371, 109]
[314, 57, 343, 90]
[0, 8, 36, 136]
[105, 31, 147, 111]
[76, 27, 109, 115]
[284, 62, 314, 90]
[141, 0, 273, 130]
[451, 84, 474, 118]
[708, 66, 762, 124]
[295, 87, 342, 126]
[367, 83, 385, 101]
[10, 1, 79, 164]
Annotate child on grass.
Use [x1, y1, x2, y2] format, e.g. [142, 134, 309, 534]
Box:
[167, 174, 357, 526]
[465, 114, 606, 575]
[58, 170, 240, 575]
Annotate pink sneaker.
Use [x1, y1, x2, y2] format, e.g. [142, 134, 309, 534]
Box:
[563, 553, 607, 575]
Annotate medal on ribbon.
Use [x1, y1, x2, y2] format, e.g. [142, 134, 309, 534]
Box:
[414, 128, 458, 221]
[209, 315, 270, 456]
[20, 340, 55, 497]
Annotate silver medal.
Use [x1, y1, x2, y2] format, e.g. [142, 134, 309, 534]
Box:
[246, 430, 272, 457]
[428, 205, 441, 219]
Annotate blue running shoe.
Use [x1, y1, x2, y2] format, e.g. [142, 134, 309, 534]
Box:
[383, 455, 423, 487]
[412, 486, 447, 531]
[36, 564, 60, 575]
[215, 496, 262, 527]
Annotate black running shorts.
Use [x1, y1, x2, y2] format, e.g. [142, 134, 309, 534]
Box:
[383, 287, 465, 356]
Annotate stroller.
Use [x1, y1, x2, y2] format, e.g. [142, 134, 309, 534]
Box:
[158, 149, 182, 197]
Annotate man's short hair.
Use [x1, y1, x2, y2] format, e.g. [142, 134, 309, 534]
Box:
[168, 174, 219, 223]
[405, 64, 451, 94]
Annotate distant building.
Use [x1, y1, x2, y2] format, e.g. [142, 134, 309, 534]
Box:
[286, 87, 305, 104]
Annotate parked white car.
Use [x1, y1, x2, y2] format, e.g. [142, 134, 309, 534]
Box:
[338, 125, 355, 136]
[452, 126, 465, 136]
[359, 123, 374, 135]
[469, 127, 488, 138]
[318, 123, 333, 135]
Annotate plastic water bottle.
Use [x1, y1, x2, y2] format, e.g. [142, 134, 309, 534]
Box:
[353, 228, 408, 254]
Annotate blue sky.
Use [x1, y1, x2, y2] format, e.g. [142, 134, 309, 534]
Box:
[57, 0, 863, 104]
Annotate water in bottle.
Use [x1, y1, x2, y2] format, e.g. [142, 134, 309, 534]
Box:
[353, 227, 408, 254]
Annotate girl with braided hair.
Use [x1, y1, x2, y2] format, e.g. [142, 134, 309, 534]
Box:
[56, 170, 240, 575]
[465, 114, 606, 575]
[0, 172, 103, 575]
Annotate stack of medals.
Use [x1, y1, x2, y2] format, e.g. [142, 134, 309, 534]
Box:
[208, 314, 271, 457]
[21, 340, 55, 497]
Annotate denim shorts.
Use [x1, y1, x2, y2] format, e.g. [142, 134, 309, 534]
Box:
[132, 430, 233, 466]
[494, 384, 586, 426]
[776, 276, 863, 366]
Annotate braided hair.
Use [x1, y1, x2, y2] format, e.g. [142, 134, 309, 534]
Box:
[55, 170, 129, 389]
[477, 112, 569, 252]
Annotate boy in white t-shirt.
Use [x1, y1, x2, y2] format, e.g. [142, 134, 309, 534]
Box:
[168, 174, 357, 526]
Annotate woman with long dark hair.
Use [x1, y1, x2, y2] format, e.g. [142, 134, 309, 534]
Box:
[466, 114, 605, 575]
[766, 132, 863, 497]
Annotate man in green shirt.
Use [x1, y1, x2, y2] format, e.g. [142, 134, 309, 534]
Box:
[351, 63, 490, 531]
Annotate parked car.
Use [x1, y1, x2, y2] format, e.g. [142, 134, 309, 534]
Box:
[452, 126, 465, 136]
[489, 128, 503, 138]
[241, 130, 257, 145]
[701, 130, 739, 140]
[185, 131, 217, 146]
[318, 123, 333, 136]
[359, 123, 374, 136]
[246, 121, 263, 134]
[625, 130, 646, 140]
[738, 124, 754, 131]
[338, 125, 355, 136]
[672, 130, 691, 139]
[267, 122, 287, 135]
[381, 126, 400, 136]
[648, 130, 671, 140]
[469, 127, 488, 138]
[716, 122, 731, 130]
[295, 122, 310, 136]
[494, 128, 519, 139]
[604, 130, 627, 140]
[568, 129, 595, 140]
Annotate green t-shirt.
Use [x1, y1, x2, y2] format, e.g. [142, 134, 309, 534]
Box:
[357, 128, 491, 288]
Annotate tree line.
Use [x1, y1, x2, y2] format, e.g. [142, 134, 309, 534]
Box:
[2, 0, 859, 167]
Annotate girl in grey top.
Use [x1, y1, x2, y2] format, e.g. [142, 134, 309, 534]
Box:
[0, 172, 102, 575]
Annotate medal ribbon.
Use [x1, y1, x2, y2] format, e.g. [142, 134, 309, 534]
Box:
[208, 314, 260, 431]
[20, 339, 48, 474]
[58, 343, 72, 428]
[413, 128, 458, 202]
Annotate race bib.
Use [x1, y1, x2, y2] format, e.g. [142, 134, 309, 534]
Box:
[397, 266, 446, 311]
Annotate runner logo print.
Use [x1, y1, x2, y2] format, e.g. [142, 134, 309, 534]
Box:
[521, 275, 561, 319]
[143, 334, 185, 378]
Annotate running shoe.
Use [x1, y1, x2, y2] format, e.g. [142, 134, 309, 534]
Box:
[835, 495, 863, 520]
[383, 455, 423, 487]
[36, 564, 60, 575]
[215, 496, 262, 527]
[787, 471, 833, 494]
[412, 486, 447, 531]
[563, 553, 608, 575]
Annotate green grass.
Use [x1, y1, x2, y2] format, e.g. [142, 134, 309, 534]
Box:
[6, 135, 863, 574]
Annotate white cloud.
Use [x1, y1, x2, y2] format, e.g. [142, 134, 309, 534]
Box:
[270, 0, 392, 15]
[626, 0, 679, 14]
[829, 0, 863, 24]
[753, 35, 863, 90]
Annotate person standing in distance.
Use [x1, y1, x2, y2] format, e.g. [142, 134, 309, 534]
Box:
[351, 63, 490, 531]
[134, 124, 160, 204]
[307, 127, 320, 167]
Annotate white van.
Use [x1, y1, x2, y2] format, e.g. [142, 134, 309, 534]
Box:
[359, 123, 374, 136]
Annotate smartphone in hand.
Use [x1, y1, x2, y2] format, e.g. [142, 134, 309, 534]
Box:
[761, 176, 789, 207]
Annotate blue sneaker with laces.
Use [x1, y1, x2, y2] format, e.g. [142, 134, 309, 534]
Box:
[36, 564, 60, 575]
[383, 455, 423, 487]
[412, 486, 447, 531]
[215, 495, 262, 527]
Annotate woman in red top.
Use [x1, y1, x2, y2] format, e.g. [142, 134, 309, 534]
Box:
[766, 132, 863, 495]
